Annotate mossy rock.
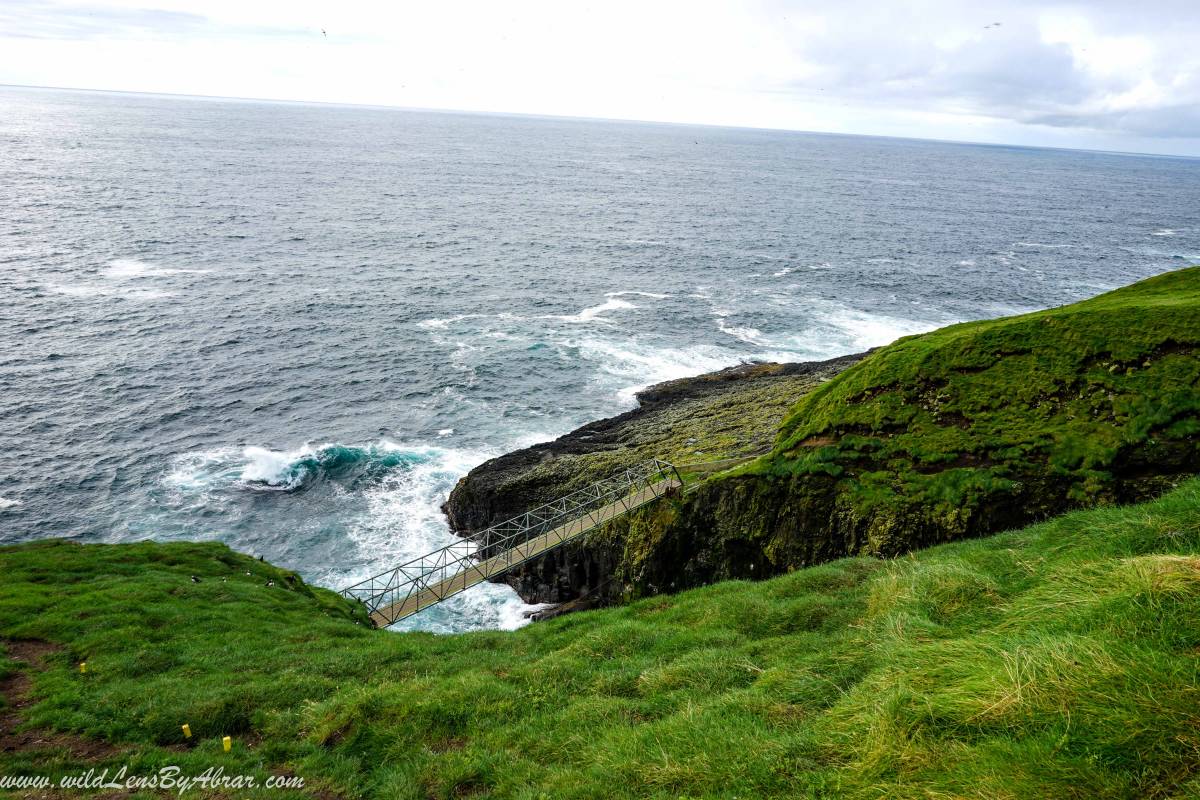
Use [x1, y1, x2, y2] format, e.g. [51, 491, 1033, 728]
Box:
[458, 267, 1200, 610]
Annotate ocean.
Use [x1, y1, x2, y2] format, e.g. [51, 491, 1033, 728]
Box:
[2, 85, 1198, 632]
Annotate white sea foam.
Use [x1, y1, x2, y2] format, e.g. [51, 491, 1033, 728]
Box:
[716, 317, 766, 345]
[165, 444, 312, 491]
[47, 284, 108, 298]
[958, 260, 977, 267]
[336, 442, 543, 633]
[574, 293, 952, 406]
[47, 283, 175, 300]
[46, 257, 202, 300]
[164, 448, 235, 490]
[772, 266, 795, 277]
[605, 290, 670, 299]
[168, 440, 390, 492]
[164, 436, 547, 631]
[104, 259, 163, 279]
[824, 307, 946, 350]
[1151, 228, 1179, 237]
[240, 445, 310, 488]
[1014, 242, 1074, 249]
[437, 428, 454, 436]
[776, 300, 951, 360]
[422, 300, 647, 331]
[391, 582, 548, 634]
[102, 258, 209, 279]
[417, 313, 498, 329]
[0, 497, 20, 510]
[548, 297, 637, 324]
[576, 337, 733, 405]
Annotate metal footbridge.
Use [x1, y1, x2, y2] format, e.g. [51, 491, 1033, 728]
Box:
[340, 458, 682, 627]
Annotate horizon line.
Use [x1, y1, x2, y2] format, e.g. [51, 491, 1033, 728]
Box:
[3, 81, 1198, 162]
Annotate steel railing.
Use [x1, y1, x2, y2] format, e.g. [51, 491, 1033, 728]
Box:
[340, 458, 682, 627]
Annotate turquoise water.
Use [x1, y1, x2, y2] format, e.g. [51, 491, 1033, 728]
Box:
[2, 86, 1198, 631]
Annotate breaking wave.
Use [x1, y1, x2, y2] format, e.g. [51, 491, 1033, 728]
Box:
[160, 439, 546, 632]
[168, 441, 436, 494]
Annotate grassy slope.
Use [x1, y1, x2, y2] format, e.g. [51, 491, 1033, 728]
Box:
[759, 267, 1200, 520]
[4, 480, 1200, 799]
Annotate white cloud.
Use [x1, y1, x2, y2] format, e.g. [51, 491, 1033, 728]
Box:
[1, 0, 1198, 154]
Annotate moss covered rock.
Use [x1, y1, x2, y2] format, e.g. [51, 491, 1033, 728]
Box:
[443, 354, 866, 607]
[452, 268, 1200, 611]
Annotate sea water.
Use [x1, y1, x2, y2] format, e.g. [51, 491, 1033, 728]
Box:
[2, 86, 1199, 632]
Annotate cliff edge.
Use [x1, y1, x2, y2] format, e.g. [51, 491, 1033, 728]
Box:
[445, 267, 1200, 615]
[443, 353, 867, 611]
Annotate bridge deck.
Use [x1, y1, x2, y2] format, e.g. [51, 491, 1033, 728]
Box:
[370, 477, 681, 626]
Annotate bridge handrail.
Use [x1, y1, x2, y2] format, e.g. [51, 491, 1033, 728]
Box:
[472, 457, 678, 549]
[339, 458, 681, 616]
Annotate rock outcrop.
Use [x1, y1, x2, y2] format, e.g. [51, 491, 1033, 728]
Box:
[446, 268, 1200, 617]
[443, 354, 867, 609]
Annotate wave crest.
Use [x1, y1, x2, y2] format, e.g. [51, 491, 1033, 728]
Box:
[167, 441, 439, 494]
[240, 443, 435, 491]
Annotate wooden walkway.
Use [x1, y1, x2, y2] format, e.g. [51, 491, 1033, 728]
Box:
[369, 477, 681, 626]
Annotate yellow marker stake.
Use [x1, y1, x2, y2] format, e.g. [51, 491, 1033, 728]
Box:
[222, 736, 231, 752]
[79, 662, 87, 674]
[181, 724, 191, 738]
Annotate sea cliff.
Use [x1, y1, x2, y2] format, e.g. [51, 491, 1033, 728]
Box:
[443, 353, 867, 613]
[445, 267, 1200, 615]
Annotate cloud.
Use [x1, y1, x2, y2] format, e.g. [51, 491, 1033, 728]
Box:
[0, 0, 308, 41]
[1028, 105, 1200, 139]
[0, 0, 1196, 153]
[758, 1, 1200, 141]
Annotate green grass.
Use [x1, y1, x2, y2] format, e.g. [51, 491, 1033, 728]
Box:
[4, 478, 1200, 798]
[712, 267, 1200, 556]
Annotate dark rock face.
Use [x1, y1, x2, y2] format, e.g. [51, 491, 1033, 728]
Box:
[504, 450, 1199, 610]
[442, 353, 868, 606]
[444, 345, 1199, 614]
[445, 271, 1200, 617]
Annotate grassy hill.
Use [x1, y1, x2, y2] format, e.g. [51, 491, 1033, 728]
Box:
[4, 478, 1200, 798]
[756, 265, 1200, 551]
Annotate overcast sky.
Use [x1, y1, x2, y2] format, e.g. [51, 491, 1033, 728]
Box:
[4, 0, 1200, 155]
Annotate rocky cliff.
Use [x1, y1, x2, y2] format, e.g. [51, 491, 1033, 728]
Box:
[445, 268, 1200, 617]
[443, 354, 866, 612]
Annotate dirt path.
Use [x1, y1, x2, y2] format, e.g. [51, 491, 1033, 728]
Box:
[1, 641, 348, 800]
[1, 639, 123, 761]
